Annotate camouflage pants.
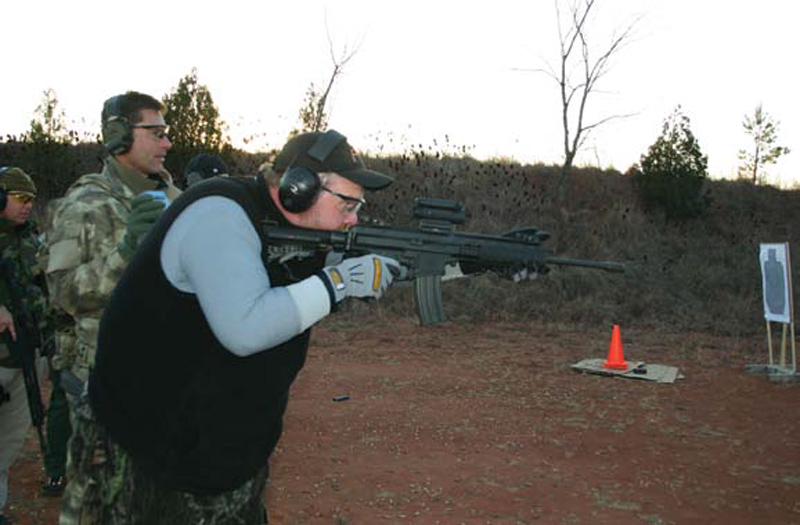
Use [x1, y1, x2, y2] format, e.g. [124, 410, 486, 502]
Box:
[59, 398, 270, 525]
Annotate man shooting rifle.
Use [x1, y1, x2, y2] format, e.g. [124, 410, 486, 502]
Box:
[263, 198, 625, 325]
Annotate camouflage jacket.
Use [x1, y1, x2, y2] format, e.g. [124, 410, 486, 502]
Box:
[0, 217, 49, 367]
[42, 157, 180, 380]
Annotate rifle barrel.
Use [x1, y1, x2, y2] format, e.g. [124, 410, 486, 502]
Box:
[545, 256, 626, 273]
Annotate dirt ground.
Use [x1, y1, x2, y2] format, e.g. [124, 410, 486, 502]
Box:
[6, 317, 800, 524]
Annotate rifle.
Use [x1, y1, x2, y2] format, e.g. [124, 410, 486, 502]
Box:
[262, 198, 625, 325]
[0, 260, 47, 455]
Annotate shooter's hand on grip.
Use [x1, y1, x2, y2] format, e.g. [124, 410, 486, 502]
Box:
[319, 254, 406, 304]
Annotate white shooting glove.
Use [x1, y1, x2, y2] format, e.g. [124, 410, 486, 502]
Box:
[318, 253, 405, 304]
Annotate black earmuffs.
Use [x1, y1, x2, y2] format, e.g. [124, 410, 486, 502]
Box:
[278, 130, 346, 212]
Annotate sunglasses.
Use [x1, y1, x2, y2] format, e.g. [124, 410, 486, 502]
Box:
[321, 187, 366, 214]
[132, 124, 170, 140]
[8, 191, 36, 204]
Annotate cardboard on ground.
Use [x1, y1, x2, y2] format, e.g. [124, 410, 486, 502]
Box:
[571, 358, 682, 384]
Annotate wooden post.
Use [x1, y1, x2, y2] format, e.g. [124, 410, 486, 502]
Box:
[766, 320, 774, 366]
[781, 322, 788, 367]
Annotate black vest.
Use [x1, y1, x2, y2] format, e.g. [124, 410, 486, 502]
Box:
[89, 176, 326, 495]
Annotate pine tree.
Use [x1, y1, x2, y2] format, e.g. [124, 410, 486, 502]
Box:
[633, 106, 710, 220]
[162, 69, 231, 184]
[20, 89, 80, 199]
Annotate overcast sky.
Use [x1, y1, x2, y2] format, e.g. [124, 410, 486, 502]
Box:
[4, 0, 797, 186]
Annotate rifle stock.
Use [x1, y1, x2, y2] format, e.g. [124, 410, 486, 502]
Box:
[262, 199, 625, 325]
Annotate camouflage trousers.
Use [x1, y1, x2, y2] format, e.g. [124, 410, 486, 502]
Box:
[59, 398, 270, 525]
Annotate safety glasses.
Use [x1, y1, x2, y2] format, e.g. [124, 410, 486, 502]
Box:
[8, 191, 36, 204]
[321, 186, 366, 214]
[132, 124, 170, 141]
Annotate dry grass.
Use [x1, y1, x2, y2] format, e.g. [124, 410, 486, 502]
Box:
[356, 153, 800, 336]
[5, 140, 797, 337]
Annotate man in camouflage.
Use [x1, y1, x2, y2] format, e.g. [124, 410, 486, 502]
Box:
[0, 167, 49, 525]
[45, 91, 179, 389]
[42, 91, 179, 525]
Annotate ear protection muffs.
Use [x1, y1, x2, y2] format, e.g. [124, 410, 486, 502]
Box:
[102, 95, 134, 155]
[278, 130, 346, 213]
[0, 166, 10, 212]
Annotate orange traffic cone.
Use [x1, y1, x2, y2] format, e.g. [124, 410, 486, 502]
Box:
[603, 324, 628, 370]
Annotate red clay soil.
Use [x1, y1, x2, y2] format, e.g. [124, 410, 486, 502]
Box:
[7, 318, 800, 524]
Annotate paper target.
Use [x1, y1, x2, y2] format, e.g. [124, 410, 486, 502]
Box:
[760, 243, 793, 324]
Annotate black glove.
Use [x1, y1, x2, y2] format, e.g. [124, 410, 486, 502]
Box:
[460, 228, 551, 281]
[498, 261, 548, 282]
[501, 228, 551, 245]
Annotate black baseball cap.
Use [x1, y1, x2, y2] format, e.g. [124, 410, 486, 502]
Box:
[185, 154, 229, 186]
[273, 130, 394, 190]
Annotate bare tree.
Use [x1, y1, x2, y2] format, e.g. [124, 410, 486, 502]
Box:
[295, 17, 363, 134]
[518, 0, 640, 180]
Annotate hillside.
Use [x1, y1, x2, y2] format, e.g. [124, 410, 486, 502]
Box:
[2, 141, 797, 336]
[357, 153, 800, 338]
